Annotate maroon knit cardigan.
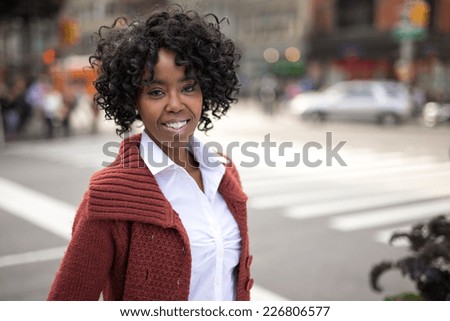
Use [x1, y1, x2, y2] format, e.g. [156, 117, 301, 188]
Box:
[48, 133, 253, 301]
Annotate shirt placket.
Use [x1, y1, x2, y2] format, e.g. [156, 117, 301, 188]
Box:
[211, 212, 224, 300]
[199, 167, 226, 300]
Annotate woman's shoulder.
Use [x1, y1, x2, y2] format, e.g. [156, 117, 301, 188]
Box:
[220, 154, 241, 180]
[87, 160, 154, 195]
[89, 132, 148, 183]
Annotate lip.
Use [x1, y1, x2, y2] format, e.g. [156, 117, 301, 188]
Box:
[162, 119, 189, 125]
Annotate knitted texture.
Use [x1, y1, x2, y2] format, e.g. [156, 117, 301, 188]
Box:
[48, 133, 252, 301]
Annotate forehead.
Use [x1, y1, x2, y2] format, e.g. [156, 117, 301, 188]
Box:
[143, 48, 193, 81]
[154, 49, 180, 70]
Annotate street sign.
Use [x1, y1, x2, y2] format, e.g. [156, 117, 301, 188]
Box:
[393, 23, 427, 41]
[392, 0, 429, 41]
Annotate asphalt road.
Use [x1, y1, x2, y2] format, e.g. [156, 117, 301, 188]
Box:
[1, 99, 449, 300]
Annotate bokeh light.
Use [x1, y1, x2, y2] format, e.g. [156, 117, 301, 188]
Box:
[285, 47, 301, 62]
[263, 48, 280, 63]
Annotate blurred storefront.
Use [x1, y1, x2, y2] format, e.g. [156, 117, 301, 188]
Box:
[305, 0, 450, 101]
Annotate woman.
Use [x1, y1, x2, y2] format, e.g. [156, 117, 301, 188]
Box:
[48, 5, 252, 301]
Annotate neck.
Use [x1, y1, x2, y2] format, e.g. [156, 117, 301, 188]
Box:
[144, 130, 199, 170]
[163, 145, 197, 169]
[156, 138, 199, 171]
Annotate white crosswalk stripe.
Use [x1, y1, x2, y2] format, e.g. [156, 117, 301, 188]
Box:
[284, 182, 450, 220]
[329, 198, 450, 231]
[1, 134, 121, 169]
[237, 146, 450, 245]
[373, 226, 412, 246]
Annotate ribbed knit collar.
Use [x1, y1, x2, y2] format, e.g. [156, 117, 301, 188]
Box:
[88, 133, 247, 228]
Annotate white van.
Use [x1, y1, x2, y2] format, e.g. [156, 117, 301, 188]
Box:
[289, 80, 413, 125]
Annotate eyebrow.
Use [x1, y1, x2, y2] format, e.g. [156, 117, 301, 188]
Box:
[145, 76, 197, 86]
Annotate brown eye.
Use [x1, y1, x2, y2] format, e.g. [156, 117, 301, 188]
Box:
[182, 83, 197, 93]
[148, 89, 164, 97]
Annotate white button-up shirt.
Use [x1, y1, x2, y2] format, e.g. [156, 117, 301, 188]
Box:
[139, 131, 242, 300]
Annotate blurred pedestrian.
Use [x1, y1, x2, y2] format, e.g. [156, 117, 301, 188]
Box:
[25, 72, 53, 137]
[60, 78, 81, 137]
[10, 75, 32, 135]
[411, 85, 426, 118]
[0, 74, 31, 139]
[0, 79, 12, 139]
[48, 5, 252, 301]
[259, 74, 277, 115]
[41, 78, 64, 139]
[25, 73, 47, 111]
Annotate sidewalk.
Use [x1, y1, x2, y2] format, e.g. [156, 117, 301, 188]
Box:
[1, 105, 117, 145]
[0, 97, 289, 147]
[203, 98, 294, 140]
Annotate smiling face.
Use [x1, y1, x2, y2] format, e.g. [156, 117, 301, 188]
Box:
[137, 48, 203, 152]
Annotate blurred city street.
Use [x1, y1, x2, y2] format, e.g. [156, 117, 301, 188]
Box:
[1, 0, 450, 303]
[1, 98, 449, 300]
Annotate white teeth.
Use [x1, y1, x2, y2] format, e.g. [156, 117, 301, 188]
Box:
[165, 120, 187, 129]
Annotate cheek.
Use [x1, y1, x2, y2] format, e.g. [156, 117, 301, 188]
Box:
[142, 109, 160, 125]
[191, 94, 203, 117]
[137, 101, 158, 125]
[195, 100, 203, 117]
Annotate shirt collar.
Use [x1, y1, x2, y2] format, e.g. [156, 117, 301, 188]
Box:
[140, 131, 175, 175]
[188, 135, 229, 172]
[139, 131, 229, 176]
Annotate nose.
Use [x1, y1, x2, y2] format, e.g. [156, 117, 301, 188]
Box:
[165, 91, 184, 113]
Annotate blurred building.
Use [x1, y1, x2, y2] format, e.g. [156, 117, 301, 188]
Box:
[218, 0, 309, 76]
[190, 0, 450, 102]
[0, 0, 65, 76]
[1, 0, 310, 88]
[57, 0, 314, 97]
[185, 0, 311, 97]
[0, 0, 168, 78]
[3, 0, 447, 103]
[59, 0, 168, 56]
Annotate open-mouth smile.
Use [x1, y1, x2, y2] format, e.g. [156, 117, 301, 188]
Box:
[162, 120, 189, 131]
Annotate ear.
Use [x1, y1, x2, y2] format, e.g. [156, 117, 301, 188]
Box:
[135, 108, 141, 120]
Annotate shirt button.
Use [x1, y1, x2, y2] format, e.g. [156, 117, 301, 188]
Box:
[246, 255, 253, 268]
[245, 278, 254, 292]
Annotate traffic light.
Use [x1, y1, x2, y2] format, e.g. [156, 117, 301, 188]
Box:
[408, 0, 430, 27]
[42, 49, 56, 65]
[59, 18, 80, 46]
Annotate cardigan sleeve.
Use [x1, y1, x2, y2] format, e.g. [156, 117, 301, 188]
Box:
[47, 192, 115, 300]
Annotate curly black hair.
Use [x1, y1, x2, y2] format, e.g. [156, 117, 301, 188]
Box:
[89, 5, 240, 137]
